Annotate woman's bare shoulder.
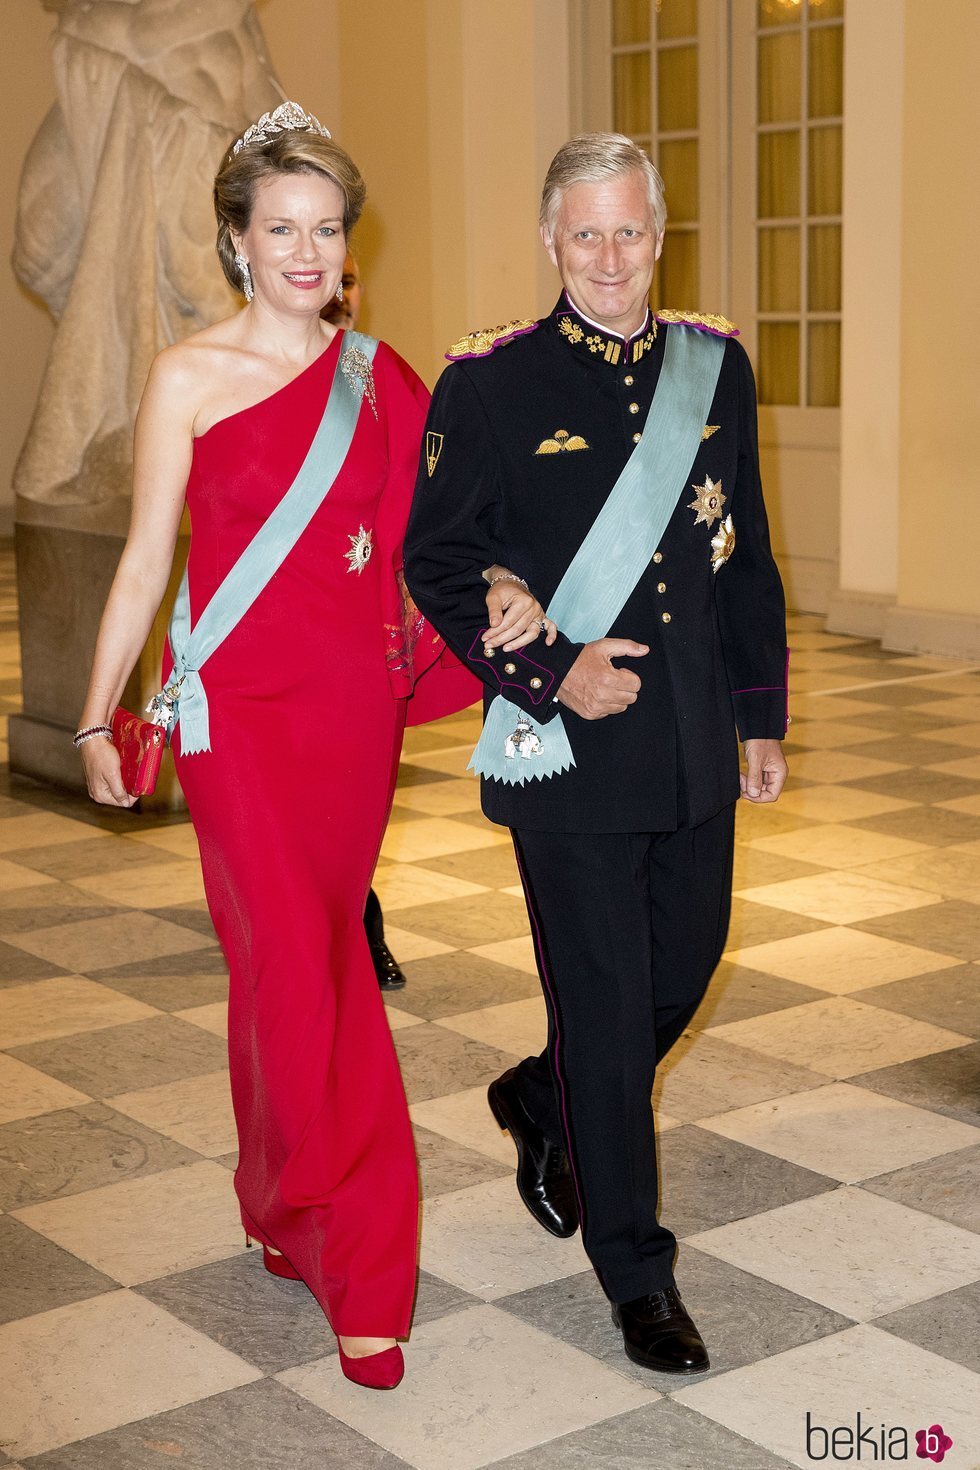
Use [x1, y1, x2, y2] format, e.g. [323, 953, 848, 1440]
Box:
[147, 319, 245, 399]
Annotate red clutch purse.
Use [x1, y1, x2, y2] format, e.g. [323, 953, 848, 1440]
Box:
[111, 707, 166, 797]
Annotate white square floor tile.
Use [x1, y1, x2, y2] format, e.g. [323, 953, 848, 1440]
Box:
[854, 845, 980, 905]
[929, 721, 980, 748]
[5, 911, 215, 970]
[420, 1176, 591, 1299]
[673, 1324, 980, 1470]
[653, 1030, 828, 1120]
[380, 925, 455, 961]
[14, 1160, 245, 1285]
[400, 745, 480, 778]
[0, 977, 159, 1048]
[697, 1082, 980, 1182]
[467, 936, 538, 975]
[780, 720, 888, 749]
[173, 1001, 228, 1037]
[747, 823, 929, 869]
[410, 1086, 521, 1167]
[280, 1304, 652, 1470]
[0, 1289, 260, 1460]
[385, 1004, 426, 1031]
[69, 860, 207, 909]
[380, 816, 510, 864]
[125, 825, 201, 859]
[0, 857, 56, 892]
[725, 926, 961, 994]
[393, 778, 485, 817]
[927, 754, 980, 780]
[108, 1070, 237, 1157]
[687, 1186, 980, 1319]
[736, 870, 941, 924]
[371, 863, 489, 911]
[773, 785, 915, 823]
[787, 694, 888, 722]
[707, 995, 972, 1078]
[936, 793, 980, 816]
[0, 811, 112, 854]
[784, 750, 908, 784]
[439, 997, 548, 1057]
[0, 1052, 91, 1124]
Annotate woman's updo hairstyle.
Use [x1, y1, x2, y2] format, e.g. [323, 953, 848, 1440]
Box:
[214, 120, 366, 294]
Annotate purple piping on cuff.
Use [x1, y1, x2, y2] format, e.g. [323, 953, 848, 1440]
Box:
[467, 631, 554, 704]
[784, 646, 791, 733]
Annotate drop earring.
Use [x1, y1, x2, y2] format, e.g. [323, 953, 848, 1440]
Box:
[336, 281, 345, 302]
[234, 253, 254, 302]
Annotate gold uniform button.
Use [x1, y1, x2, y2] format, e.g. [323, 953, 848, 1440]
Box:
[504, 662, 517, 675]
[484, 645, 495, 657]
[628, 402, 640, 415]
[661, 611, 672, 624]
[529, 676, 543, 690]
[657, 581, 667, 594]
[653, 551, 663, 564]
[632, 432, 641, 444]
[624, 374, 634, 386]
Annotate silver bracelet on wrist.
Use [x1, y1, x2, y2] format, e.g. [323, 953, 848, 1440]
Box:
[489, 573, 529, 591]
[73, 725, 113, 748]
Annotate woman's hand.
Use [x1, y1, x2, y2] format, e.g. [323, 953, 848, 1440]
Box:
[80, 738, 136, 808]
[482, 567, 558, 653]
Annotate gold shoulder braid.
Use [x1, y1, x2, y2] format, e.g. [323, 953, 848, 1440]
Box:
[445, 318, 538, 361]
[655, 309, 740, 338]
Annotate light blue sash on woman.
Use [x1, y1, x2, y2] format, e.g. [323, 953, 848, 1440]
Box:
[469, 323, 725, 785]
[156, 331, 379, 755]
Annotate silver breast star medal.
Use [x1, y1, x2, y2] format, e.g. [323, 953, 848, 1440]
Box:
[344, 525, 373, 574]
[688, 475, 726, 528]
[505, 715, 543, 761]
[710, 514, 735, 572]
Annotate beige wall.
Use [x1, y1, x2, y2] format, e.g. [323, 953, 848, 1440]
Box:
[831, 0, 980, 653]
[1, 7, 57, 536]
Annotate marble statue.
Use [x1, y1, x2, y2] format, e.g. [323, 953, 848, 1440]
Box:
[13, 0, 284, 522]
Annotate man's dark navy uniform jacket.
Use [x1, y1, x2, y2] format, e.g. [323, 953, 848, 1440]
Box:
[404, 296, 788, 834]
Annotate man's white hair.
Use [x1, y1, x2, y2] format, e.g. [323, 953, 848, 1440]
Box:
[540, 133, 667, 237]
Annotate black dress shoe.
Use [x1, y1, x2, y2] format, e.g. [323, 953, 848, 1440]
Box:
[487, 1068, 579, 1238]
[369, 940, 406, 991]
[612, 1288, 709, 1374]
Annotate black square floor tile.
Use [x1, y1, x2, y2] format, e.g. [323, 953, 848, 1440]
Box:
[393, 950, 539, 1021]
[392, 1022, 519, 1104]
[872, 1279, 980, 1375]
[0, 1103, 199, 1210]
[0, 1216, 117, 1324]
[0, 887, 122, 936]
[0, 938, 69, 983]
[844, 769, 980, 804]
[9, 1015, 229, 1098]
[416, 844, 521, 889]
[91, 968, 229, 1011]
[392, 892, 530, 947]
[856, 964, 980, 1038]
[22, 1377, 409, 1470]
[488, 1398, 798, 1470]
[147, 905, 217, 939]
[859, 1143, 980, 1233]
[414, 1123, 510, 1198]
[726, 898, 830, 950]
[854, 900, 980, 961]
[659, 1126, 836, 1237]
[847, 805, 980, 847]
[694, 962, 828, 1028]
[3, 838, 181, 882]
[91, 946, 229, 981]
[848, 1043, 980, 1126]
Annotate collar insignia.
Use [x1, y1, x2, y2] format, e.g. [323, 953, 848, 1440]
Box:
[558, 312, 657, 366]
[702, 424, 721, 441]
[688, 475, 726, 528]
[656, 309, 739, 338]
[534, 429, 590, 455]
[446, 319, 538, 361]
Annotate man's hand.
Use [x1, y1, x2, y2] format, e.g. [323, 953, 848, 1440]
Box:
[557, 639, 648, 720]
[741, 738, 788, 803]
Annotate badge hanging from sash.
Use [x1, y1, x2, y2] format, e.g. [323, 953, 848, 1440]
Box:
[468, 324, 726, 785]
[152, 331, 379, 755]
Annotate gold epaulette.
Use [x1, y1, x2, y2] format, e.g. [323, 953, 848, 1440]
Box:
[655, 309, 739, 338]
[445, 318, 538, 361]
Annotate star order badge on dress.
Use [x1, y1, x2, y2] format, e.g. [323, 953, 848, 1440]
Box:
[344, 525, 373, 575]
[688, 475, 726, 528]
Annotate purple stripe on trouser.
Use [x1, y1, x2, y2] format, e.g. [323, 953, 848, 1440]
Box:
[514, 834, 581, 1223]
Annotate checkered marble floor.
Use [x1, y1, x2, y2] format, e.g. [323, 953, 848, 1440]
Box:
[0, 542, 978, 1469]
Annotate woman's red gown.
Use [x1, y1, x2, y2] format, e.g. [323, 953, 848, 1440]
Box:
[168, 332, 474, 1338]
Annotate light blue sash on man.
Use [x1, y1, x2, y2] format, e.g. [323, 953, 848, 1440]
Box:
[469, 323, 725, 785]
[159, 331, 379, 755]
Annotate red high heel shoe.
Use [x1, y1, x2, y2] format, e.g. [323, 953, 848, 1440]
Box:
[337, 1342, 404, 1390]
[245, 1233, 301, 1281]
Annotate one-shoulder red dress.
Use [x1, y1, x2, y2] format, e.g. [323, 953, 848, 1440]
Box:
[167, 332, 475, 1337]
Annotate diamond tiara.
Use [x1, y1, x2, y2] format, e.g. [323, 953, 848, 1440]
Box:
[232, 101, 332, 156]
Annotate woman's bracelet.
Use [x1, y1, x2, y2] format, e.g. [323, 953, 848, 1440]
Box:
[73, 725, 113, 749]
[489, 573, 529, 591]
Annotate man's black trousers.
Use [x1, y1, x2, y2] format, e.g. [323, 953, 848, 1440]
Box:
[511, 803, 736, 1304]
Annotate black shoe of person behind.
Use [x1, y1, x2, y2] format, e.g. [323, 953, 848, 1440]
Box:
[369, 939, 406, 991]
[487, 1067, 579, 1239]
[612, 1288, 710, 1374]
